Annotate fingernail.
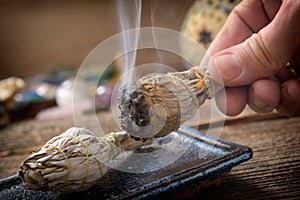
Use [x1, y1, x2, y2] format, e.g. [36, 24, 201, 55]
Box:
[282, 82, 295, 99]
[286, 82, 297, 101]
[253, 93, 270, 108]
[208, 54, 242, 82]
[249, 86, 273, 113]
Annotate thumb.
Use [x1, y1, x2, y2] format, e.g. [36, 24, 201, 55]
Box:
[208, 1, 300, 86]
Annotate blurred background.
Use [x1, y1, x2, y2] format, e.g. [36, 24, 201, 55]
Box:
[0, 0, 242, 127]
[0, 0, 203, 127]
[0, 0, 194, 79]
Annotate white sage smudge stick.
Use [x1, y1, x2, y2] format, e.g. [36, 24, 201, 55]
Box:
[18, 127, 150, 193]
[119, 66, 223, 138]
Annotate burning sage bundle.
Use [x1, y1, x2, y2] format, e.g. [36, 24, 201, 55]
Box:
[19, 127, 149, 193]
[119, 66, 223, 138]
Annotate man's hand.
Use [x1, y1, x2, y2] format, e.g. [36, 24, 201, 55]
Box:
[206, 0, 300, 116]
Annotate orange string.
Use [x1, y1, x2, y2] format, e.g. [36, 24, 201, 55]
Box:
[191, 66, 207, 89]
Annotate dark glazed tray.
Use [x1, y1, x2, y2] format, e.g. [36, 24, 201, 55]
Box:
[0, 125, 252, 200]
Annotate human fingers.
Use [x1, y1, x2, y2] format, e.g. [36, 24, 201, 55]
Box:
[215, 86, 248, 116]
[247, 79, 281, 113]
[276, 78, 300, 116]
[206, 0, 282, 57]
[207, 0, 300, 86]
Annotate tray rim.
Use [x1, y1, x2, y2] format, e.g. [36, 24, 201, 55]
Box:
[116, 125, 253, 199]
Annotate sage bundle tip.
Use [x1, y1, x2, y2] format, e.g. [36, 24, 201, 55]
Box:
[18, 127, 150, 193]
[118, 66, 223, 138]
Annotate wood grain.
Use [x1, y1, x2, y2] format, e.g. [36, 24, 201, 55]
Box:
[196, 117, 300, 200]
[0, 111, 299, 199]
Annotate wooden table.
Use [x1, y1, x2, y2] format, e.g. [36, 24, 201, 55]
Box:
[0, 111, 299, 199]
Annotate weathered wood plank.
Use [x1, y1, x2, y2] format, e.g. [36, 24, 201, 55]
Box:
[0, 111, 299, 199]
[195, 117, 300, 199]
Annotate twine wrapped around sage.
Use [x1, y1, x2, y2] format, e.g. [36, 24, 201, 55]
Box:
[19, 127, 150, 193]
[119, 66, 223, 138]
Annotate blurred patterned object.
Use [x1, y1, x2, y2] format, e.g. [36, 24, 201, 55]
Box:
[0, 77, 25, 127]
[181, 0, 241, 65]
[0, 77, 25, 103]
